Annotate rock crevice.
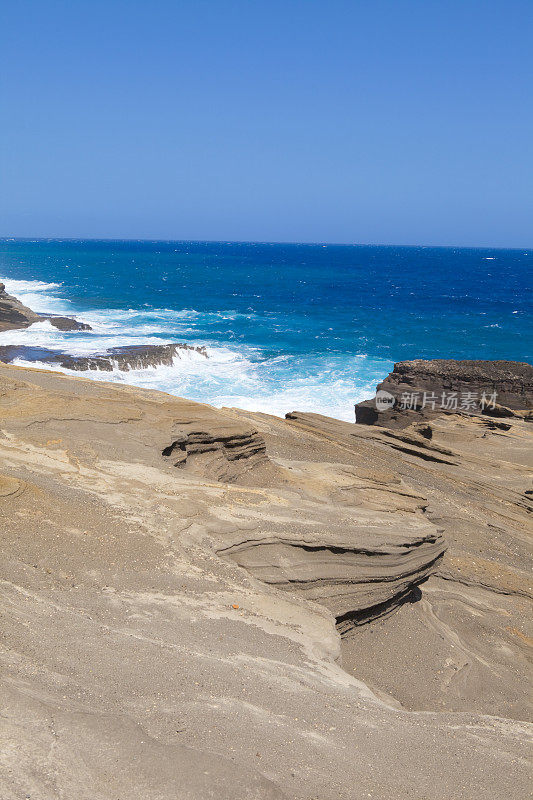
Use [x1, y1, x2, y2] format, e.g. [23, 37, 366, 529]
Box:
[216, 523, 445, 621]
[162, 424, 272, 484]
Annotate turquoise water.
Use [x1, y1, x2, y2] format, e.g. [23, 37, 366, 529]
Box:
[0, 239, 531, 421]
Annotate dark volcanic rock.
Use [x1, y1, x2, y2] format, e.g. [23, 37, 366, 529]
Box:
[381, 359, 533, 408]
[47, 316, 92, 331]
[0, 345, 58, 364]
[58, 342, 208, 371]
[0, 342, 208, 372]
[355, 359, 533, 427]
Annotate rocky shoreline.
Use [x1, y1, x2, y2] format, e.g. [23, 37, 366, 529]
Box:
[355, 358, 533, 426]
[0, 282, 208, 371]
[0, 357, 531, 800]
[0, 342, 208, 371]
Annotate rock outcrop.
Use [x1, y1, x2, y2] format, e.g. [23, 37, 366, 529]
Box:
[355, 359, 533, 427]
[217, 521, 444, 625]
[47, 315, 92, 331]
[55, 342, 207, 371]
[0, 362, 530, 800]
[273, 404, 532, 718]
[0, 282, 40, 330]
[0, 282, 92, 331]
[162, 421, 270, 483]
[0, 342, 207, 371]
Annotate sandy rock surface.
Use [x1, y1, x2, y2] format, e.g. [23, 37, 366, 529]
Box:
[0, 363, 531, 799]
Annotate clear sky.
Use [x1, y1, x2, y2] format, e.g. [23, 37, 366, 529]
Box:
[1, 0, 532, 246]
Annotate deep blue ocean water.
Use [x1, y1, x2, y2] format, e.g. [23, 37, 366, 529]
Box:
[0, 239, 531, 421]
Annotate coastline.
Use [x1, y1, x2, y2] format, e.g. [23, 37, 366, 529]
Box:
[1, 238, 531, 423]
[0, 271, 393, 420]
[4, 2, 532, 795]
[1, 262, 532, 798]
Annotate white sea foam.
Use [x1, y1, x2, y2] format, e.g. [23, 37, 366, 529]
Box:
[0, 276, 72, 314]
[1, 319, 178, 355]
[1, 275, 390, 422]
[0, 277, 63, 293]
[11, 343, 389, 422]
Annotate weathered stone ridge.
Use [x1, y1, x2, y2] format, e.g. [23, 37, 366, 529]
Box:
[355, 358, 533, 426]
[0, 362, 531, 800]
[217, 524, 445, 622]
[162, 419, 270, 483]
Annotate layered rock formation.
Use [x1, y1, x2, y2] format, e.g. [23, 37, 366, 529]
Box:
[0, 281, 92, 331]
[0, 362, 531, 800]
[217, 512, 444, 624]
[355, 359, 533, 426]
[275, 405, 532, 718]
[162, 417, 270, 483]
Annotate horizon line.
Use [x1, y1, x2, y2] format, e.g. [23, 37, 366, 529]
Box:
[0, 236, 531, 251]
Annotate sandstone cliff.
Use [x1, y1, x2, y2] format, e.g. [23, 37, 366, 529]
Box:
[355, 358, 533, 426]
[0, 363, 531, 800]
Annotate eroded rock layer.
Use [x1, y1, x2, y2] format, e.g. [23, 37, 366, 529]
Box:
[355, 358, 533, 426]
[217, 523, 444, 620]
[0, 362, 531, 800]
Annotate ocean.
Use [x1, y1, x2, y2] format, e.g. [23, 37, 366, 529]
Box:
[0, 239, 531, 422]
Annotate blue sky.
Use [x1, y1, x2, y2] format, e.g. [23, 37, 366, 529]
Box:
[1, 0, 532, 246]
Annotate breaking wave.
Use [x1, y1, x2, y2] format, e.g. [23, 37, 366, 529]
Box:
[0, 276, 72, 314]
[0, 275, 390, 421]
